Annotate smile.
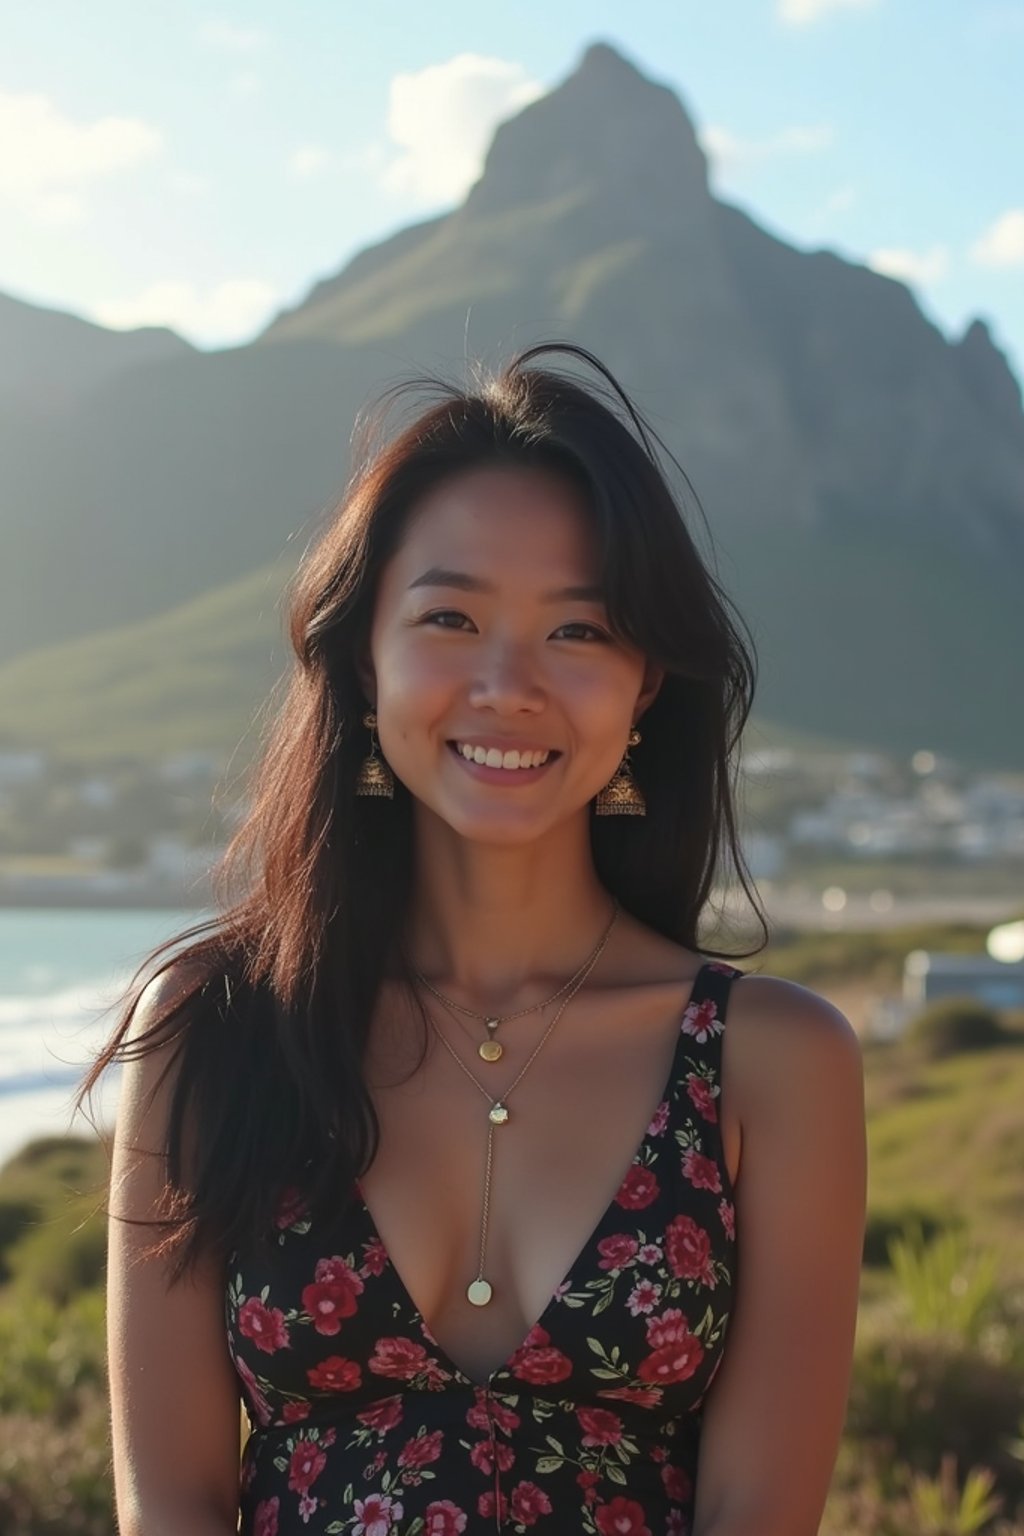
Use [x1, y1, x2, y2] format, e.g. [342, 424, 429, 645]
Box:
[446, 740, 561, 780]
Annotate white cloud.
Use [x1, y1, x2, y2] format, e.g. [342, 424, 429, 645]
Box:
[168, 171, 211, 197]
[92, 278, 277, 346]
[868, 244, 950, 286]
[0, 90, 162, 220]
[197, 20, 269, 52]
[700, 122, 834, 178]
[382, 53, 544, 204]
[969, 209, 1024, 269]
[227, 71, 262, 100]
[778, 0, 880, 24]
[288, 144, 332, 181]
[823, 183, 856, 212]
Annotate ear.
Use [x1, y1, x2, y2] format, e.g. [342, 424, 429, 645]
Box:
[354, 647, 376, 709]
[634, 659, 665, 722]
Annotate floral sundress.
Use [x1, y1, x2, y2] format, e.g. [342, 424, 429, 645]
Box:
[226, 959, 743, 1535]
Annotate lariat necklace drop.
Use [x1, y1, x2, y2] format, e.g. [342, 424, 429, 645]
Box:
[412, 900, 621, 1308]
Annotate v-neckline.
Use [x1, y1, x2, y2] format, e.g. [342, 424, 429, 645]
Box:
[353, 961, 713, 1391]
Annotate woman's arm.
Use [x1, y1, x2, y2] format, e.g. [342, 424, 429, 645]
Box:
[691, 976, 868, 1536]
[106, 966, 243, 1536]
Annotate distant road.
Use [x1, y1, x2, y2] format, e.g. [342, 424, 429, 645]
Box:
[723, 887, 1021, 933]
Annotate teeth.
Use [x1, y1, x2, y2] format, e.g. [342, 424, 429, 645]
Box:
[455, 742, 551, 770]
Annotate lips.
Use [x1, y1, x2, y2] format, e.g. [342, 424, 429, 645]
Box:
[448, 740, 560, 768]
[446, 740, 561, 779]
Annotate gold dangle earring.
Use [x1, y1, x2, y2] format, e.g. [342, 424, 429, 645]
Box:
[354, 709, 394, 798]
[594, 727, 645, 816]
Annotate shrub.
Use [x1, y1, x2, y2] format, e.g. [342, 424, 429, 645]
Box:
[0, 1385, 114, 1535]
[846, 1326, 1024, 1503]
[4, 1191, 108, 1307]
[887, 1223, 1003, 1347]
[905, 997, 1011, 1060]
[863, 1205, 948, 1268]
[0, 1288, 107, 1420]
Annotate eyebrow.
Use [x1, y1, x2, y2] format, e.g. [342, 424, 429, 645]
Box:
[407, 566, 606, 603]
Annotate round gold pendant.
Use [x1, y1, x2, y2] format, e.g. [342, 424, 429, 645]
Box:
[488, 1102, 509, 1125]
[467, 1278, 492, 1306]
[479, 1040, 503, 1062]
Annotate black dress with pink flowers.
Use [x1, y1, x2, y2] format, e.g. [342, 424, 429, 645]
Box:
[226, 960, 743, 1536]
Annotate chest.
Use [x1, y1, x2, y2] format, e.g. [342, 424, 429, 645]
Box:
[355, 980, 740, 1385]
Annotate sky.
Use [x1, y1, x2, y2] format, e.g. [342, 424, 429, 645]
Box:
[3, 0, 1023, 382]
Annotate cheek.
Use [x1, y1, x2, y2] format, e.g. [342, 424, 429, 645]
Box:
[374, 637, 460, 720]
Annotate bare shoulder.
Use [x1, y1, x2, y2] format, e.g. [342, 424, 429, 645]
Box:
[724, 969, 863, 1121]
[111, 953, 223, 1198]
[127, 952, 222, 1044]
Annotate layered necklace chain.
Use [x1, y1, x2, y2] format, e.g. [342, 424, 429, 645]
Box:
[410, 919, 612, 1063]
[407, 899, 621, 1308]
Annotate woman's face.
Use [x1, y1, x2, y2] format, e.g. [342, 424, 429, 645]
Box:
[362, 463, 663, 847]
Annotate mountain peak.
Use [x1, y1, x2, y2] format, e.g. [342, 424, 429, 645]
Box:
[462, 41, 709, 221]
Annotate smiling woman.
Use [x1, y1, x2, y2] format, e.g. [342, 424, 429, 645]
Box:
[79, 342, 866, 1536]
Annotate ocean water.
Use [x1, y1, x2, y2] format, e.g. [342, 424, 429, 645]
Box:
[0, 909, 207, 1168]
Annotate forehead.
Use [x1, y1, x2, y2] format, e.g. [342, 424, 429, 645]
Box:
[385, 465, 599, 585]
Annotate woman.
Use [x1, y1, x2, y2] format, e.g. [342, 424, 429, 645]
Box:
[87, 343, 866, 1536]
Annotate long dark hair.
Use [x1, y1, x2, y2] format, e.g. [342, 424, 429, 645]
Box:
[76, 341, 767, 1283]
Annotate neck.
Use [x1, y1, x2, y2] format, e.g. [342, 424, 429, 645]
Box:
[400, 809, 618, 1006]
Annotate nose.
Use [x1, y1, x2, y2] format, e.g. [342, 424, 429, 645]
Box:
[466, 638, 546, 713]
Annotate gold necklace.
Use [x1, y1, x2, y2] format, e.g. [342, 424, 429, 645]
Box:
[425, 902, 620, 1308]
[409, 899, 620, 1063]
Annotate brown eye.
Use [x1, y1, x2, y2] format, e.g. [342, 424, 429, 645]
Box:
[556, 622, 608, 642]
[422, 610, 472, 630]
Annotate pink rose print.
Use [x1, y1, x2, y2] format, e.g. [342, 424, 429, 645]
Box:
[661, 1463, 693, 1503]
[301, 1255, 364, 1335]
[469, 1437, 515, 1475]
[597, 1233, 640, 1271]
[637, 1243, 662, 1266]
[510, 1480, 553, 1526]
[467, 1389, 521, 1433]
[369, 1336, 432, 1379]
[287, 1437, 326, 1494]
[615, 1165, 660, 1210]
[595, 1496, 652, 1536]
[356, 1394, 403, 1433]
[646, 1099, 669, 1137]
[253, 1497, 279, 1536]
[398, 1430, 444, 1469]
[664, 1214, 717, 1287]
[507, 1323, 573, 1385]
[576, 1406, 624, 1446]
[237, 1297, 290, 1355]
[681, 997, 722, 1043]
[592, 1382, 666, 1406]
[597, 1383, 663, 1407]
[681, 1148, 722, 1194]
[477, 1490, 509, 1523]
[626, 1278, 662, 1316]
[577, 1468, 601, 1506]
[361, 1238, 389, 1277]
[281, 1400, 310, 1423]
[424, 1502, 469, 1536]
[685, 1073, 719, 1122]
[307, 1355, 361, 1392]
[636, 1308, 705, 1385]
[719, 1197, 736, 1239]
[353, 1492, 404, 1536]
